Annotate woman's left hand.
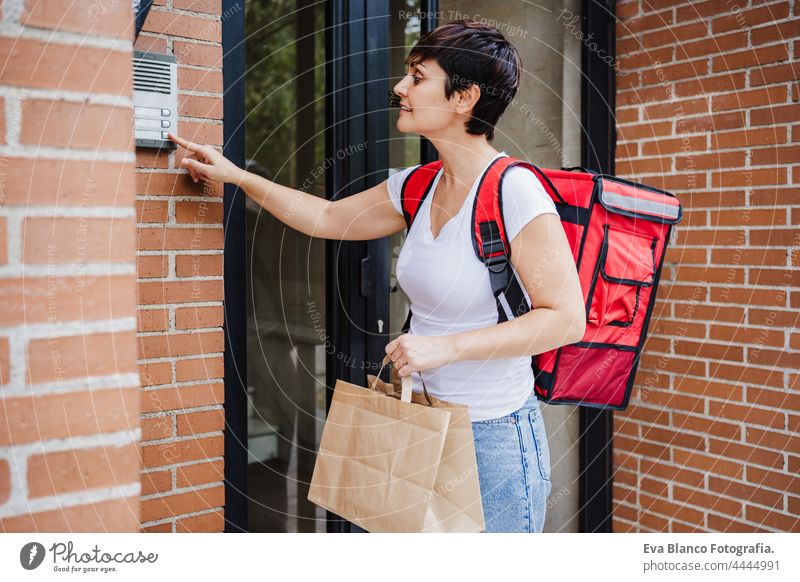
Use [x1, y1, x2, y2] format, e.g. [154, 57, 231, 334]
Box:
[385, 334, 457, 377]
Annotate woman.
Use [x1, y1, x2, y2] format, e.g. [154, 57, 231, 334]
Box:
[168, 20, 585, 533]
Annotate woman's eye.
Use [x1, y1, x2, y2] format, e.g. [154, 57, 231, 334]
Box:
[412, 75, 422, 84]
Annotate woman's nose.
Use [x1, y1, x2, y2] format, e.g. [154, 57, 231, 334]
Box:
[393, 75, 410, 96]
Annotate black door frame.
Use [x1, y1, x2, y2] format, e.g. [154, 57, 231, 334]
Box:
[221, 0, 617, 534]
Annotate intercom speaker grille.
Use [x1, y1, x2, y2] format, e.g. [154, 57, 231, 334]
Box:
[133, 58, 172, 94]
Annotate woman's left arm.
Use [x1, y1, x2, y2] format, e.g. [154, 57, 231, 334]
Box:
[387, 213, 586, 377]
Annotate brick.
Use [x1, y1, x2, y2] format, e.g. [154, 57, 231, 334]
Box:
[712, 168, 788, 189]
[136, 171, 222, 197]
[141, 10, 221, 42]
[707, 513, 770, 533]
[673, 376, 742, 402]
[711, 2, 790, 34]
[641, 425, 705, 451]
[21, 100, 132, 151]
[136, 149, 170, 170]
[138, 280, 223, 304]
[0, 337, 9, 385]
[175, 201, 224, 224]
[177, 120, 223, 146]
[22, 218, 135, 264]
[673, 485, 743, 518]
[673, 265, 744, 284]
[747, 308, 800, 328]
[640, 458, 704, 488]
[711, 86, 788, 112]
[745, 505, 800, 531]
[679, 110, 746, 133]
[0, 159, 134, 206]
[176, 459, 224, 488]
[142, 414, 174, 442]
[672, 411, 741, 441]
[0, 459, 9, 505]
[709, 439, 784, 470]
[139, 484, 224, 522]
[176, 509, 223, 532]
[175, 254, 223, 277]
[711, 249, 787, 267]
[746, 465, 800, 493]
[673, 449, 744, 480]
[748, 267, 800, 287]
[176, 409, 224, 436]
[141, 522, 172, 533]
[709, 361, 785, 389]
[712, 44, 790, 73]
[641, 59, 709, 85]
[138, 330, 223, 360]
[751, 19, 800, 47]
[27, 442, 140, 498]
[640, 492, 705, 525]
[675, 151, 746, 171]
[140, 382, 224, 414]
[674, 73, 746, 98]
[710, 127, 786, 149]
[675, 31, 748, 61]
[745, 425, 800, 454]
[642, 22, 708, 48]
[0, 497, 139, 532]
[177, 66, 223, 93]
[709, 324, 784, 347]
[175, 306, 223, 329]
[141, 435, 223, 468]
[751, 61, 800, 87]
[139, 361, 173, 386]
[709, 287, 787, 308]
[175, 356, 224, 382]
[674, 339, 743, 361]
[27, 330, 138, 384]
[0, 38, 132, 94]
[748, 347, 800, 369]
[0, 388, 139, 446]
[750, 228, 800, 246]
[136, 200, 169, 223]
[134, 34, 169, 55]
[173, 41, 223, 68]
[676, 228, 745, 246]
[751, 145, 800, 165]
[709, 207, 786, 226]
[22, 0, 133, 38]
[708, 401, 785, 430]
[173, 0, 221, 14]
[137, 255, 170, 279]
[641, 135, 708, 156]
[141, 469, 172, 496]
[138, 226, 224, 253]
[178, 95, 223, 119]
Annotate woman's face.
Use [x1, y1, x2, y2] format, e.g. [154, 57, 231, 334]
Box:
[392, 58, 470, 138]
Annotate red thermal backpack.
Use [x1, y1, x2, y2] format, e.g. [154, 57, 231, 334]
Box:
[399, 156, 683, 410]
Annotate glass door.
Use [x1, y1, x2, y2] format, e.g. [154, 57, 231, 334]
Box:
[244, 0, 327, 533]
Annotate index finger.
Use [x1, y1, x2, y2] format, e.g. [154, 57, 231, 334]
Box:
[167, 132, 200, 152]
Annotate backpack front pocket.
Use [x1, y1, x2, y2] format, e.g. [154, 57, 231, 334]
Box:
[586, 225, 657, 327]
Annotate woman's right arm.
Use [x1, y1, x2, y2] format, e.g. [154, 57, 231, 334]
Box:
[168, 132, 406, 241]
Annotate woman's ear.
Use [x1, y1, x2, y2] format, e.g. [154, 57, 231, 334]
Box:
[455, 84, 481, 115]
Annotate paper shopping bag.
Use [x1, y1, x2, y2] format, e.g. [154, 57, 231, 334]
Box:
[307, 358, 485, 532]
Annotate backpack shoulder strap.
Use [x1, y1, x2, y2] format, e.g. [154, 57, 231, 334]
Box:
[400, 160, 443, 231]
[472, 155, 561, 323]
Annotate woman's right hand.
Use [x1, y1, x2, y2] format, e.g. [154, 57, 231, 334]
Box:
[168, 132, 244, 185]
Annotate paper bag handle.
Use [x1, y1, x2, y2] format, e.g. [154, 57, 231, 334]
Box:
[370, 355, 433, 406]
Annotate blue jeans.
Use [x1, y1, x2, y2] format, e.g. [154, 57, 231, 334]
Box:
[471, 391, 552, 533]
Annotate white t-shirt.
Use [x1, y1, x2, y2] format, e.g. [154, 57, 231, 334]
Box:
[386, 152, 559, 422]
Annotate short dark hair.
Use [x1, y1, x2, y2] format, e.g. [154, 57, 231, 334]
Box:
[405, 19, 522, 142]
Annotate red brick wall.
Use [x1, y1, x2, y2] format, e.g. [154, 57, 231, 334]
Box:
[0, 1, 140, 530]
[135, 0, 226, 533]
[613, 0, 799, 532]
